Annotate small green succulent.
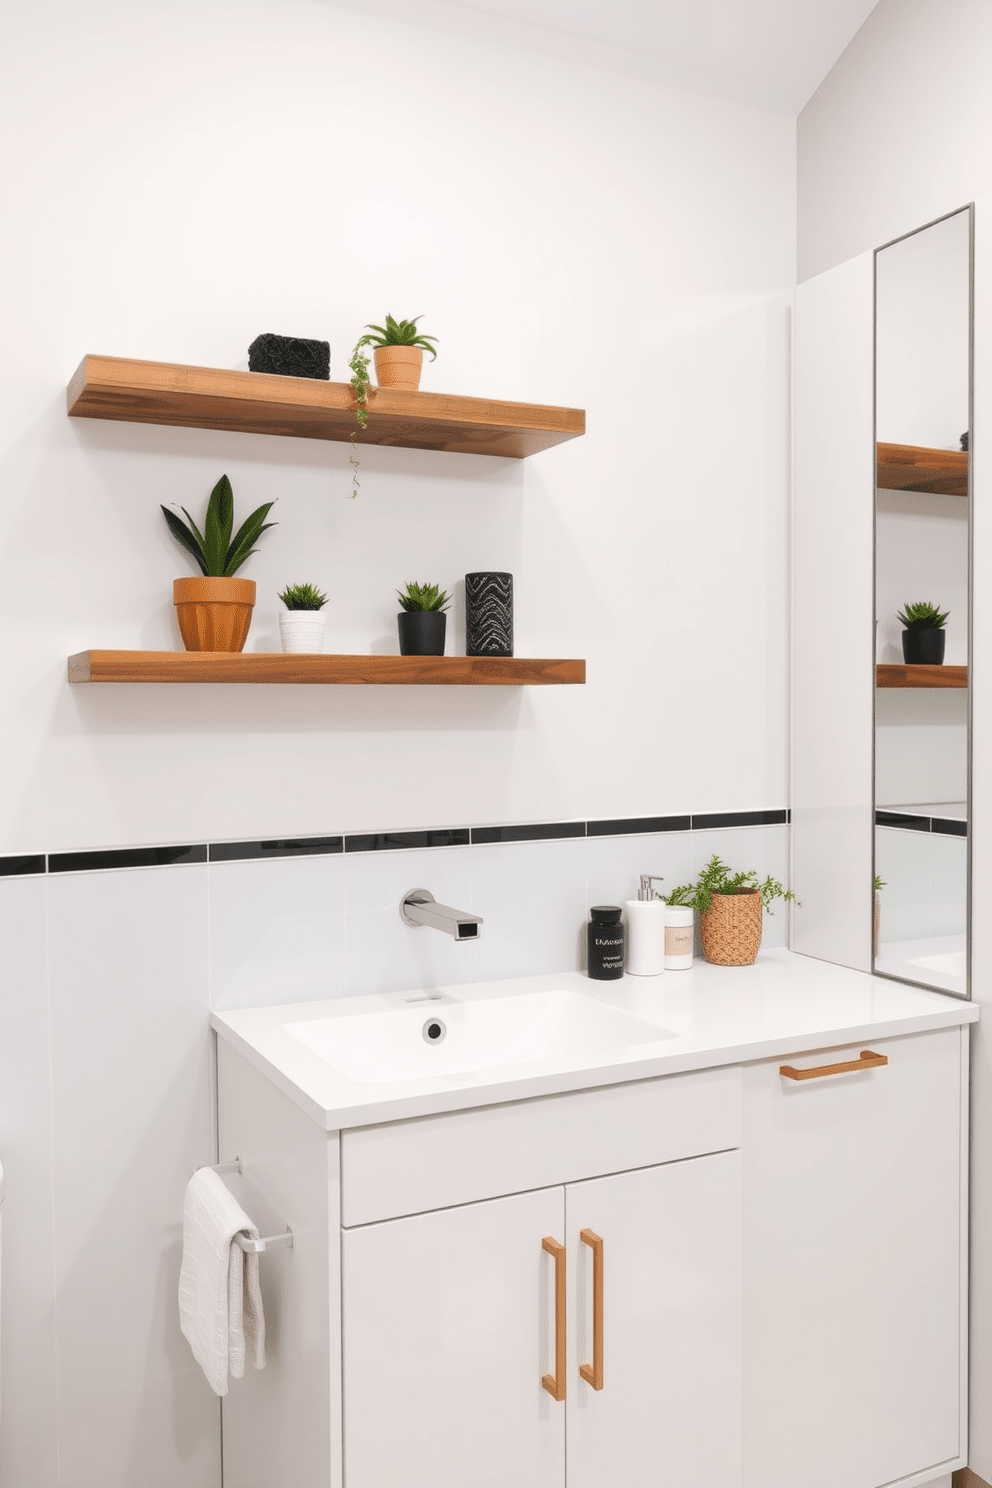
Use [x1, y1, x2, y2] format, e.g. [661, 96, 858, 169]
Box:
[161, 474, 276, 577]
[397, 581, 450, 613]
[279, 582, 327, 611]
[665, 854, 798, 916]
[356, 314, 438, 359]
[897, 600, 949, 631]
[874, 875, 886, 891]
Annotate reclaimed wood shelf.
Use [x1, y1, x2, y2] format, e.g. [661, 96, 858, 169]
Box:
[66, 355, 585, 458]
[876, 663, 968, 689]
[68, 651, 586, 686]
[876, 442, 968, 497]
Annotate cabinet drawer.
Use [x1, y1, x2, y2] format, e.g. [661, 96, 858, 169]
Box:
[341, 1064, 741, 1225]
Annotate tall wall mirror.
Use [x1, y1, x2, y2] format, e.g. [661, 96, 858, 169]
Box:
[873, 206, 973, 997]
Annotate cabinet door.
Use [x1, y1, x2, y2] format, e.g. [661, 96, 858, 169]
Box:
[342, 1186, 566, 1488]
[566, 1151, 743, 1488]
[743, 1028, 965, 1488]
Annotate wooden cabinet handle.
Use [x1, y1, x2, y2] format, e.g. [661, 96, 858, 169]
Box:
[579, 1228, 604, 1390]
[779, 1049, 889, 1081]
[542, 1237, 566, 1401]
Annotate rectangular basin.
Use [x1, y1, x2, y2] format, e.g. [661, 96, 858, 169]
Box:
[283, 988, 672, 1084]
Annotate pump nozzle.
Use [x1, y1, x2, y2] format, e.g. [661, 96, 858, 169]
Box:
[638, 874, 665, 902]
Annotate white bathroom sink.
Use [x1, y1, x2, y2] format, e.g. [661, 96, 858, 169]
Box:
[283, 988, 673, 1084]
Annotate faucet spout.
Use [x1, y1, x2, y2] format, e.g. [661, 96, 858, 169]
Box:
[400, 889, 483, 941]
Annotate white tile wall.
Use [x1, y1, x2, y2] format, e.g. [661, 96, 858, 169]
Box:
[0, 818, 791, 1485]
[875, 825, 968, 945]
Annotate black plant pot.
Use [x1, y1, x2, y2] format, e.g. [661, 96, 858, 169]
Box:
[902, 627, 946, 665]
[398, 611, 446, 657]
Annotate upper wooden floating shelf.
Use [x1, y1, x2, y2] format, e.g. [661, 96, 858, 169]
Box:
[876, 663, 968, 689]
[68, 651, 586, 686]
[876, 442, 968, 497]
[66, 355, 585, 459]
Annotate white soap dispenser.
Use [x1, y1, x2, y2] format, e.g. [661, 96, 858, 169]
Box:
[624, 874, 666, 977]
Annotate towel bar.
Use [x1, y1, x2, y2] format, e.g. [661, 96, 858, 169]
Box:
[198, 1160, 295, 1255]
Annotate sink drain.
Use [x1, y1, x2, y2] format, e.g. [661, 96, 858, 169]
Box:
[422, 1017, 447, 1045]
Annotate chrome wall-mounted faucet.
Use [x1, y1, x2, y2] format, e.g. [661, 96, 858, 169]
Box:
[400, 889, 483, 941]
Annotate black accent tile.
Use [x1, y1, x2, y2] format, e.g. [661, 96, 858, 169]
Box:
[587, 815, 691, 837]
[875, 810, 931, 833]
[346, 829, 471, 853]
[0, 854, 45, 878]
[931, 816, 968, 837]
[471, 822, 586, 845]
[209, 836, 344, 863]
[691, 809, 788, 831]
[48, 845, 207, 873]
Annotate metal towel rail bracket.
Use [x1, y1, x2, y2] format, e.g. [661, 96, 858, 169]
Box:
[198, 1159, 295, 1255]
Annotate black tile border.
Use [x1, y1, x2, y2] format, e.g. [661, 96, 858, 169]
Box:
[0, 854, 45, 878]
[691, 809, 789, 830]
[876, 809, 968, 838]
[346, 829, 471, 853]
[4, 807, 792, 876]
[49, 845, 208, 873]
[472, 822, 586, 845]
[209, 836, 344, 863]
[587, 815, 691, 837]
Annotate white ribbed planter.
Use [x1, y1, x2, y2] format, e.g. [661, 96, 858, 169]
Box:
[279, 611, 327, 654]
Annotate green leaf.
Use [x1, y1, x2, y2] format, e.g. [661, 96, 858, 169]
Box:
[203, 476, 232, 577]
[225, 504, 276, 576]
[161, 506, 208, 574]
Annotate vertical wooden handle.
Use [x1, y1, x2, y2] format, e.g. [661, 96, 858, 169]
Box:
[579, 1228, 604, 1390]
[541, 1236, 566, 1401]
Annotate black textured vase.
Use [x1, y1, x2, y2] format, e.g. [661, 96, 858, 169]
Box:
[248, 333, 330, 380]
[398, 611, 446, 657]
[902, 627, 946, 664]
[465, 572, 513, 657]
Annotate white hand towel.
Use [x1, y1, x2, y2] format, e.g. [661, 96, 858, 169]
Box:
[178, 1167, 267, 1396]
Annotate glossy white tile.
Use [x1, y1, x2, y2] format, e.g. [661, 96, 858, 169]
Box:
[0, 876, 59, 1488]
[586, 830, 693, 912]
[46, 865, 215, 1478]
[470, 837, 588, 981]
[209, 854, 350, 1011]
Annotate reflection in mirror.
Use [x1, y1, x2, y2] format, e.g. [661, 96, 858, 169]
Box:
[874, 207, 972, 997]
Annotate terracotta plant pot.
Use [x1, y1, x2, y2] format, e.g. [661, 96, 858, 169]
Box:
[699, 889, 763, 966]
[173, 577, 256, 653]
[374, 345, 423, 391]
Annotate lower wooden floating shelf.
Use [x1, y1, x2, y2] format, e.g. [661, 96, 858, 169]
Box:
[876, 663, 968, 689]
[68, 651, 586, 686]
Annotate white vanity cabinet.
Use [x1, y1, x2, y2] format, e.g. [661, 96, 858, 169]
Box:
[743, 1025, 967, 1488]
[341, 1151, 742, 1488]
[213, 960, 974, 1488]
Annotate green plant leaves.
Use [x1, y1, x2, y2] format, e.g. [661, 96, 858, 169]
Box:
[397, 580, 450, 613]
[664, 854, 798, 916]
[359, 313, 439, 360]
[161, 476, 276, 577]
[896, 599, 949, 630]
[279, 582, 327, 611]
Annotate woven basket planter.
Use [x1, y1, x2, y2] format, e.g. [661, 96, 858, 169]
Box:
[699, 889, 763, 966]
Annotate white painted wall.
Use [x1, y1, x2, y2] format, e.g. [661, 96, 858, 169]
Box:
[0, 1, 797, 1483]
[799, 6, 992, 1477]
[0, 0, 794, 858]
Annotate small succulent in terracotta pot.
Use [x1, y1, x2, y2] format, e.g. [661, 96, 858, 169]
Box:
[161, 475, 276, 652]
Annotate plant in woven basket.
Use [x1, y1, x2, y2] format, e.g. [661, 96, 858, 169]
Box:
[666, 856, 797, 968]
[896, 600, 948, 631]
[666, 855, 797, 916]
[278, 582, 327, 611]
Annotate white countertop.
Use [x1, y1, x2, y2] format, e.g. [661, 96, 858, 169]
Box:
[211, 949, 979, 1131]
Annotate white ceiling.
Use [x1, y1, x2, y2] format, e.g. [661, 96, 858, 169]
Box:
[327, 0, 882, 115]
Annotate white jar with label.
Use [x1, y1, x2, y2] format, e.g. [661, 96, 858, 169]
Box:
[664, 905, 694, 969]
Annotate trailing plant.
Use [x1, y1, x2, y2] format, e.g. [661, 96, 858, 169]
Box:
[665, 854, 798, 916]
[278, 582, 327, 611]
[348, 346, 373, 431]
[356, 313, 438, 359]
[897, 600, 949, 631]
[161, 475, 275, 577]
[397, 581, 450, 613]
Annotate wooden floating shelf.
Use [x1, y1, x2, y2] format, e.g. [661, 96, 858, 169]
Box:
[876, 442, 968, 497]
[66, 355, 585, 459]
[67, 651, 587, 686]
[876, 663, 968, 689]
